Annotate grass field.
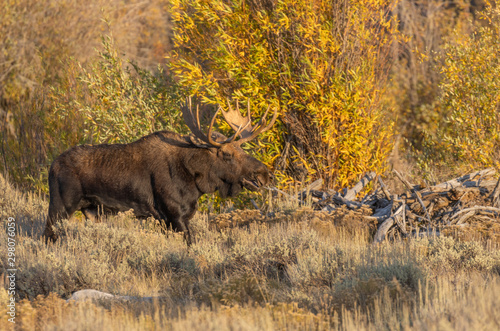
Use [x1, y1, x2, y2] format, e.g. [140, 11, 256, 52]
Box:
[1, 174, 499, 330]
[1, 0, 500, 329]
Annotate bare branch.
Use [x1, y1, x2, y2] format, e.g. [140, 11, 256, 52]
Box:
[393, 169, 431, 222]
[373, 204, 404, 243]
[344, 171, 376, 201]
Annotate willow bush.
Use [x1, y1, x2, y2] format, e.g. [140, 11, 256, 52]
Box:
[59, 36, 187, 144]
[39, 34, 186, 151]
[5, 36, 186, 193]
[0, 0, 175, 190]
[388, 0, 475, 155]
[420, 1, 500, 171]
[169, 0, 399, 189]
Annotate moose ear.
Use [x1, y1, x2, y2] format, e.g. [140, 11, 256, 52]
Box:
[188, 135, 219, 154]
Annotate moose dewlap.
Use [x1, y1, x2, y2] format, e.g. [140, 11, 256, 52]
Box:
[44, 98, 277, 244]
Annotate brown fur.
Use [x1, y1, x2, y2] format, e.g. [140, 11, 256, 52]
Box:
[44, 131, 271, 244]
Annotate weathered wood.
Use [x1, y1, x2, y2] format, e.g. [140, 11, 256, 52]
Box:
[422, 168, 496, 192]
[442, 206, 460, 225]
[427, 202, 435, 217]
[419, 179, 497, 195]
[344, 171, 376, 201]
[393, 169, 431, 221]
[475, 215, 497, 223]
[373, 217, 395, 243]
[373, 204, 404, 243]
[331, 194, 370, 209]
[298, 178, 324, 200]
[461, 179, 498, 190]
[394, 201, 407, 234]
[455, 210, 476, 225]
[457, 167, 496, 180]
[489, 176, 500, 207]
[406, 210, 417, 222]
[417, 192, 450, 202]
[377, 176, 392, 201]
[449, 206, 500, 224]
[275, 168, 498, 241]
[360, 188, 379, 205]
[363, 214, 389, 222]
[372, 203, 393, 219]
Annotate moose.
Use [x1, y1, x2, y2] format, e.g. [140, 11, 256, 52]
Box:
[44, 98, 277, 244]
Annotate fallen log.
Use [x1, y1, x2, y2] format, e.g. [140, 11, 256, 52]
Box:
[489, 176, 500, 207]
[291, 168, 499, 243]
[344, 172, 376, 201]
[449, 206, 500, 224]
[393, 169, 431, 222]
[422, 168, 496, 192]
[373, 204, 404, 243]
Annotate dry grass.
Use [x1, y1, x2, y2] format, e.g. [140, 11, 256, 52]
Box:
[0, 176, 499, 330]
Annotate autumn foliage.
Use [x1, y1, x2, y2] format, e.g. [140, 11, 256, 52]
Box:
[1, 0, 499, 191]
[429, 2, 500, 169]
[169, 0, 398, 189]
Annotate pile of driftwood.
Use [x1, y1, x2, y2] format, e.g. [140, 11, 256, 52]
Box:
[288, 168, 500, 243]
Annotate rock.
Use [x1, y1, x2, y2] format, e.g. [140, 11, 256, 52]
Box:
[67, 289, 154, 303]
[67, 289, 116, 302]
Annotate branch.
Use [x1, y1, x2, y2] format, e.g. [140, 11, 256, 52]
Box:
[393, 169, 431, 222]
[344, 171, 376, 201]
[373, 204, 404, 243]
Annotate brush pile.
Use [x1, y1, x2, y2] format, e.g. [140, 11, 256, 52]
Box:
[292, 168, 500, 243]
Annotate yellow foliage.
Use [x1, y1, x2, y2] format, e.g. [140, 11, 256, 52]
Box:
[421, 1, 500, 171]
[169, 0, 399, 189]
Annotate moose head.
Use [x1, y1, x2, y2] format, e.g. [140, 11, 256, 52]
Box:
[181, 97, 278, 198]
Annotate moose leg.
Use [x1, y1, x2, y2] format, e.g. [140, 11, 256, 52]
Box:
[45, 197, 80, 241]
[178, 213, 195, 246]
[44, 172, 83, 241]
[155, 196, 196, 246]
[45, 198, 67, 241]
[177, 201, 198, 246]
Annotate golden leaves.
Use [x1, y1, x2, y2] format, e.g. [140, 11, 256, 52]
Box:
[169, 0, 397, 189]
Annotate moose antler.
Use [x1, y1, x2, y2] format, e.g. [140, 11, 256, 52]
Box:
[182, 97, 221, 147]
[221, 98, 278, 145]
[182, 97, 278, 147]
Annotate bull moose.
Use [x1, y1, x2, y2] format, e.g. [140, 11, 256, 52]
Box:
[44, 98, 277, 244]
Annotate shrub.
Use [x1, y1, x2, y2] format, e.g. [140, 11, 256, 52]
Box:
[1, 36, 186, 192]
[0, 0, 175, 190]
[51, 35, 187, 145]
[427, 236, 500, 272]
[419, 1, 500, 171]
[388, 0, 476, 152]
[169, 0, 398, 189]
